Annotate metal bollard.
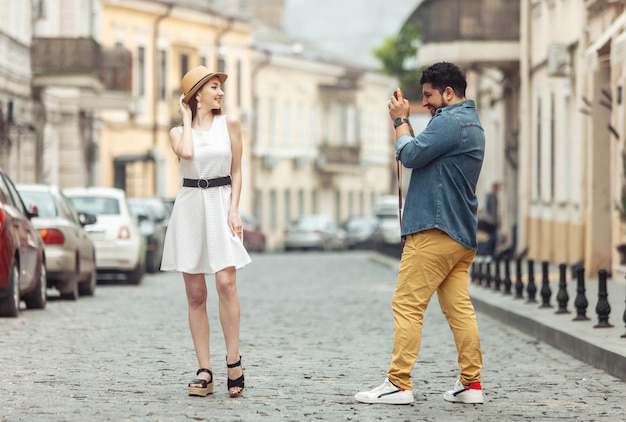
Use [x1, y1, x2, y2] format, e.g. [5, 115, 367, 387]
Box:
[539, 261, 552, 308]
[493, 258, 501, 292]
[622, 277, 626, 338]
[503, 258, 512, 295]
[573, 266, 590, 321]
[478, 261, 484, 286]
[593, 269, 613, 328]
[485, 261, 492, 288]
[514, 257, 524, 299]
[555, 263, 570, 314]
[526, 259, 537, 303]
[470, 261, 477, 284]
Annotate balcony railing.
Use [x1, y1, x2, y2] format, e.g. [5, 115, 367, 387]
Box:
[318, 144, 360, 166]
[412, 0, 520, 43]
[31, 38, 132, 92]
[32, 37, 102, 75]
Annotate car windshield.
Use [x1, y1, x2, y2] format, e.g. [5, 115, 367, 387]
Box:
[18, 191, 57, 218]
[347, 217, 377, 230]
[294, 216, 326, 230]
[69, 196, 120, 215]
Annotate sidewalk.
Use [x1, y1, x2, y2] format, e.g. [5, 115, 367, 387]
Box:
[370, 253, 626, 381]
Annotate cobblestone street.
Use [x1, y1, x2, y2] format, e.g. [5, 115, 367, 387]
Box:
[2, 251, 625, 421]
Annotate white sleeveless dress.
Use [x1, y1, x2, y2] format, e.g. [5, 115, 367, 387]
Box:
[160, 115, 251, 275]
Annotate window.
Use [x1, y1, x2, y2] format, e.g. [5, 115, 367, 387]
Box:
[284, 190, 291, 227]
[137, 46, 145, 96]
[297, 189, 304, 216]
[268, 98, 276, 146]
[254, 188, 263, 228]
[535, 98, 542, 200]
[311, 190, 318, 214]
[270, 190, 277, 231]
[159, 49, 167, 100]
[236, 60, 242, 107]
[550, 93, 555, 202]
[348, 191, 354, 217]
[283, 100, 291, 146]
[181, 54, 189, 80]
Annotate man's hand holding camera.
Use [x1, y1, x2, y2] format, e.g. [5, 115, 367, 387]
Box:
[388, 88, 414, 137]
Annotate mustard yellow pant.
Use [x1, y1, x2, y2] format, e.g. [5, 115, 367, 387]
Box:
[387, 229, 483, 390]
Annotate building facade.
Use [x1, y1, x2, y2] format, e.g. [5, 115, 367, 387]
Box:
[251, 23, 396, 249]
[410, 0, 626, 276]
[0, 1, 37, 181]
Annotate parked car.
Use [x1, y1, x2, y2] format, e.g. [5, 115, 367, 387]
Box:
[64, 187, 145, 284]
[140, 197, 171, 228]
[161, 197, 175, 215]
[127, 198, 165, 273]
[343, 216, 379, 249]
[0, 169, 47, 317]
[17, 184, 98, 300]
[283, 215, 345, 251]
[374, 195, 402, 244]
[241, 212, 266, 253]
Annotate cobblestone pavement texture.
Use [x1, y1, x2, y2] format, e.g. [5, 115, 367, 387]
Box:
[2, 251, 626, 421]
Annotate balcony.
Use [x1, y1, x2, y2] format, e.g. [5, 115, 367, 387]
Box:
[31, 38, 132, 92]
[316, 144, 361, 176]
[408, 0, 520, 69]
[32, 37, 102, 76]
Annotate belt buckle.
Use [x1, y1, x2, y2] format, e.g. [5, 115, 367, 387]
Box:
[197, 179, 210, 188]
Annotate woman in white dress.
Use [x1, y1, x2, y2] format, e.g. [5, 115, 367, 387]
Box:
[161, 66, 251, 398]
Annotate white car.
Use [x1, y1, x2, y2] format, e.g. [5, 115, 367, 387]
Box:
[64, 187, 145, 284]
[284, 215, 345, 251]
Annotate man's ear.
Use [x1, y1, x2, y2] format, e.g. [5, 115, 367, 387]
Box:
[444, 86, 455, 101]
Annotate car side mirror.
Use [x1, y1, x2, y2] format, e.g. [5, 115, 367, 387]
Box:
[27, 203, 39, 219]
[78, 212, 97, 226]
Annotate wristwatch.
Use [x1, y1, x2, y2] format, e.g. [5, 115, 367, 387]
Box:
[393, 117, 410, 129]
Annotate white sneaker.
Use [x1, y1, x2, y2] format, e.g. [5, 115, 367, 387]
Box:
[354, 378, 415, 404]
[442, 379, 484, 404]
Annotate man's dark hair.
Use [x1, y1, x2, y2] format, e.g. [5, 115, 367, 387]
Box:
[419, 62, 467, 98]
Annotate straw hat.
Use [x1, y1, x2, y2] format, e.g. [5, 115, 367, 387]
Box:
[181, 65, 228, 104]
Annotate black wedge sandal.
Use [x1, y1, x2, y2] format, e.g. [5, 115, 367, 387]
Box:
[226, 356, 245, 397]
[188, 368, 214, 397]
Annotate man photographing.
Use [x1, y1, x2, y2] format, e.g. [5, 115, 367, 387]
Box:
[355, 62, 486, 405]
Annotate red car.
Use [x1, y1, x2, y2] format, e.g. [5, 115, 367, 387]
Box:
[241, 212, 266, 253]
[0, 169, 47, 317]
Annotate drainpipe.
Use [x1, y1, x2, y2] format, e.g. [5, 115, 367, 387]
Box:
[250, 49, 272, 219]
[151, 3, 173, 195]
[215, 17, 234, 71]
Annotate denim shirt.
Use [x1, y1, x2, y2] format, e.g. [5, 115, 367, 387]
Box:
[395, 100, 485, 250]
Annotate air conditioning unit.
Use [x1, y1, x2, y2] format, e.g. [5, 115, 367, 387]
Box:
[547, 43, 569, 77]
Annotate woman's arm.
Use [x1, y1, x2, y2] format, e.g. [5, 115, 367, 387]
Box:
[169, 94, 194, 159]
[227, 114, 244, 238]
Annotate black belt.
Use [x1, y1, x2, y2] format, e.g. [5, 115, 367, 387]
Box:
[183, 176, 231, 188]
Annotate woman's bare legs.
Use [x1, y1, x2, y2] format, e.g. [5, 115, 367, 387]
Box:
[183, 272, 212, 387]
[215, 266, 243, 396]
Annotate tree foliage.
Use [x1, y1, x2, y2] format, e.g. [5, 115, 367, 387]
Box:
[373, 23, 422, 101]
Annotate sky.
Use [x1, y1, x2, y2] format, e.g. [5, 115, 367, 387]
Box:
[282, 0, 422, 68]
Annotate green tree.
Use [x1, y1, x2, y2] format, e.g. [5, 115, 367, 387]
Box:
[373, 24, 422, 100]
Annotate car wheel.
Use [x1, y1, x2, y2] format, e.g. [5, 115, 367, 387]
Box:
[61, 269, 78, 300]
[126, 260, 145, 285]
[24, 261, 47, 310]
[0, 260, 20, 317]
[79, 265, 97, 296]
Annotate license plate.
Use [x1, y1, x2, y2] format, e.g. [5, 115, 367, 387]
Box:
[88, 231, 105, 241]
